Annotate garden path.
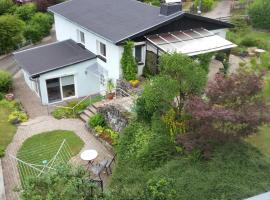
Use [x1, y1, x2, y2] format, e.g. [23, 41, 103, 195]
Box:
[204, 0, 232, 19]
[2, 116, 113, 200]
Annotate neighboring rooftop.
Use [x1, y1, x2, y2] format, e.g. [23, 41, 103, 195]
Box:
[49, 0, 185, 43]
[14, 39, 96, 77]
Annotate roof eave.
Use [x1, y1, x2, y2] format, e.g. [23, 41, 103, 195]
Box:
[115, 12, 234, 45]
[15, 56, 97, 78]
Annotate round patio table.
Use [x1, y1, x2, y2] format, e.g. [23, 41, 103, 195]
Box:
[80, 149, 98, 166]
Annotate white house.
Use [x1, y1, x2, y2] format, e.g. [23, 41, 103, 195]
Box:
[14, 0, 236, 105]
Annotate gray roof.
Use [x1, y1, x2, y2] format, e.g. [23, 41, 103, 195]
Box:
[48, 0, 184, 43]
[14, 39, 96, 77]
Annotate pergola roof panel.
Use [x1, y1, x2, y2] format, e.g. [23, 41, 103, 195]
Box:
[146, 28, 237, 56]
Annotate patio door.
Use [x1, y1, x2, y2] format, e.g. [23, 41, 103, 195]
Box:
[46, 78, 61, 103]
[46, 75, 76, 103]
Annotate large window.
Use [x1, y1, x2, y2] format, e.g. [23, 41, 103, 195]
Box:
[46, 75, 75, 103]
[61, 75, 75, 98]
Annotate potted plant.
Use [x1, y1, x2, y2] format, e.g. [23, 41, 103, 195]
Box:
[106, 79, 115, 100]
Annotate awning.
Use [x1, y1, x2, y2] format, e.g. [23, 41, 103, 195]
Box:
[145, 28, 237, 56]
[86, 63, 108, 77]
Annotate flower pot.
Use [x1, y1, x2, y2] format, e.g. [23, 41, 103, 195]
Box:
[5, 93, 14, 101]
[107, 93, 114, 100]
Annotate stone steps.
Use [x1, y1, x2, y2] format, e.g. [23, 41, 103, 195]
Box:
[79, 104, 98, 122]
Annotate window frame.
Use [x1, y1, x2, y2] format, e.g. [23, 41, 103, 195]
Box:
[135, 45, 143, 64]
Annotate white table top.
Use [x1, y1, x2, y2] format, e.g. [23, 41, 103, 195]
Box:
[80, 149, 98, 161]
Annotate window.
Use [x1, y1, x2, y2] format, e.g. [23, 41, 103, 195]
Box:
[97, 41, 106, 57]
[61, 75, 75, 98]
[135, 45, 143, 64]
[100, 42, 106, 57]
[77, 30, 85, 44]
[100, 74, 105, 86]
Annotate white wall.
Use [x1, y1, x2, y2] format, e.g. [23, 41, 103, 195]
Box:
[38, 59, 100, 105]
[54, 14, 123, 81]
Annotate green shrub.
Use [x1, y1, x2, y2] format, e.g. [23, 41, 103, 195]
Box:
[24, 24, 43, 44]
[14, 3, 36, 21]
[0, 70, 12, 93]
[8, 110, 28, 123]
[0, 99, 20, 110]
[141, 178, 176, 200]
[121, 40, 137, 81]
[0, 92, 4, 100]
[51, 107, 73, 119]
[0, 15, 25, 54]
[240, 36, 268, 50]
[230, 15, 249, 32]
[194, 0, 214, 12]
[0, 147, 5, 157]
[0, 0, 13, 15]
[88, 113, 106, 128]
[249, 0, 270, 30]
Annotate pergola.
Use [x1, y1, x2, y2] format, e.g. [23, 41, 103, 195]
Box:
[145, 28, 237, 56]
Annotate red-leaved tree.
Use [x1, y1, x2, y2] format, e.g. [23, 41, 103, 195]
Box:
[177, 70, 270, 158]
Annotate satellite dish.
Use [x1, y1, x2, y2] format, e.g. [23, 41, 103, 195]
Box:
[165, 0, 181, 3]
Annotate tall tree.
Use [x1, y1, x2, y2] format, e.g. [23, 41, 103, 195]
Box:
[177, 69, 270, 158]
[0, 15, 25, 54]
[159, 53, 207, 116]
[121, 41, 137, 81]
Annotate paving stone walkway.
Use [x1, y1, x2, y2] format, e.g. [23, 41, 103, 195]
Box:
[2, 116, 113, 200]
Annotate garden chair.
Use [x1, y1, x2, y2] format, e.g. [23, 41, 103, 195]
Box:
[90, 160, 108, 180]
[99, 154, 116, 175]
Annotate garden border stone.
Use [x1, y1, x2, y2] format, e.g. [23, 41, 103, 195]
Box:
[85, 124, 113, 152]
[0, 159, 6, 200]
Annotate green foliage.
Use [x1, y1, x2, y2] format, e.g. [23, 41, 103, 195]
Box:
[195, 53, 214, 72]
[0, 70, 12, 93]
[23, 23, 43, 44]
[230, 15, 249, 32]
[0, 0, 13, 15]
[194, 0, 214, 12]
[14, 3, 36, 21]
[0, 15, 25, 54]
[0, 147, 5, 157]
[0, 92, 4, 100]
[0, 99, 20, 111]
[121, 40, 137, 81]
[107, 79, 115, 93]
[19, 164, 101, 200]
[142, 178, 176, 200]
[52, 96, 102, 119]
[159, 53, 207, 98]
[136, 76, 178, 121]
[8, 111, 28, 123]
[240, 36, 268, 49]
[88, 113, 106, 128]
[249, 0, 270, 30]
[110, 141, 270, 200]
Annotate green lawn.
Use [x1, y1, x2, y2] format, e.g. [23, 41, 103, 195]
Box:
[0, 105, 17, 154]
[246, 125, 270, 158]
[17, 130, 84, 165]
[17, 130, 84, 186]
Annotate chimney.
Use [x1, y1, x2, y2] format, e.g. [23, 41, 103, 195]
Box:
[160, 2, 182, 16]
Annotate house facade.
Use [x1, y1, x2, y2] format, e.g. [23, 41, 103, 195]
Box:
[14, 0, 236, 105]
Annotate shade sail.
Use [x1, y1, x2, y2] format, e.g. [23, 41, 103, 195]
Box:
[145, 28, 237, 56]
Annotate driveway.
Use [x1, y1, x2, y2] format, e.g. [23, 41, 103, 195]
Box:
[204, 0, 232, 19]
